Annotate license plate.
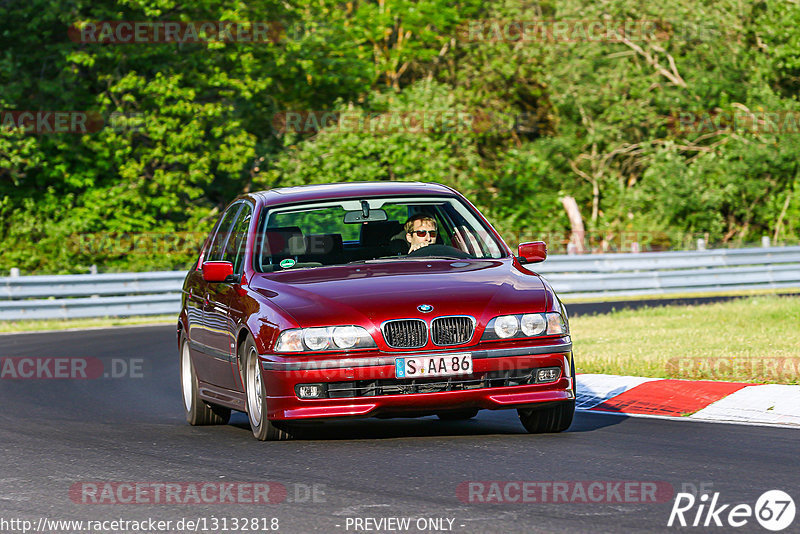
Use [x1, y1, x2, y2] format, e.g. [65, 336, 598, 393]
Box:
[395, 353, 473, 378]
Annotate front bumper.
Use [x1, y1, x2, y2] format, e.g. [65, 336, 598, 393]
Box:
[260, 339, 574, 421]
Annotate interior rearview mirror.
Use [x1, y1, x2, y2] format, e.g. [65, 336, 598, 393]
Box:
[343, 209, 388, 223]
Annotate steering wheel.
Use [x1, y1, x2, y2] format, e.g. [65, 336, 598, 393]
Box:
[406, 244, 472, 259]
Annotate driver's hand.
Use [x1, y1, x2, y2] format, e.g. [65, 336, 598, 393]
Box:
[408, 241, 431, 253]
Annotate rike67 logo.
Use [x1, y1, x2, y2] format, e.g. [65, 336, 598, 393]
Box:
[668, 490, 795, 531]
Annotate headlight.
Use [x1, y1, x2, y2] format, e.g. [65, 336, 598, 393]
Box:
[332, 326, 360, 348]
[303, 328, 330, 351]
[482, 312, 567, 341]
[275, 329, 303, 352]
[520, 313, 546, 336]
[546, 313, 566, 335]
[275, 325, 376, 352]
[494, 315, 519, 338]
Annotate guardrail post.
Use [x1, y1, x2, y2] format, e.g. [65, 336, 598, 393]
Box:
[10, 268, 20, 277]
[761, 236, 771, 248]
[90, 264, 98, 275]
[696, 238, 706, 251]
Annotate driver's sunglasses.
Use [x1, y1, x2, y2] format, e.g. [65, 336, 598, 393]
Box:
[411, 230, 437, 238]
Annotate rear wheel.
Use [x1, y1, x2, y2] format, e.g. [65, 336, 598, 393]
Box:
[437, 408, 480, 420]
[243, 336, 292, 441]
[180, 334, 230, 425]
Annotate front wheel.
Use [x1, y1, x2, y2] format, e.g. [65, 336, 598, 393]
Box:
[180, 334, 230, 425]
[518, 356, 576, 433]
[243, 336, 292, 441]
[517, 400, 575, 433]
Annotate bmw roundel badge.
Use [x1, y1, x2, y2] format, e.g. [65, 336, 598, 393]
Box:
[417, 304, 433, 313]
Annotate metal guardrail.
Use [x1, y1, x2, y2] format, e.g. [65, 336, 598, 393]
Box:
[534, 246, 800, 300]
[1, 246, 799, 320]
[0, 271, 186, 320]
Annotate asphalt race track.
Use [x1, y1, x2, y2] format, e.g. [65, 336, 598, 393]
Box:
[1, 325, 798, 534]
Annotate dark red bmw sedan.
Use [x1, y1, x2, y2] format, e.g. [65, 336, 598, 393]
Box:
[178, 181, 575, 440]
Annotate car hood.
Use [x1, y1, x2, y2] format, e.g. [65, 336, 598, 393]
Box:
[249, 259, 550, 328]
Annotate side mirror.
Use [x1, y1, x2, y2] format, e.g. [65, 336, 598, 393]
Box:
[202, 261, 234, 282]
[518, 241, 547, 263]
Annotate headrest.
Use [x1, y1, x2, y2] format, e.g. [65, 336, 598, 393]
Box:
[263, 226, 306, 256]
[305, 234, 343, 256]
[360, 220, 403, 247]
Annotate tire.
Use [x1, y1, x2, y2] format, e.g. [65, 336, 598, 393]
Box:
[437, 408, 480, 420]
[243, 336, 292, 441]
[517, 400, 575, 433]
[180, 334, 231, 425]
[518, 355, 576, 433]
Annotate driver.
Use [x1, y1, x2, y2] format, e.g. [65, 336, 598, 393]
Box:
[404, 214, 438, 253]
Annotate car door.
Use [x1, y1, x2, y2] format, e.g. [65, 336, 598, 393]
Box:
[184, 261, 207, 353]
[221, 202, 254, 391]
[203, 201, 253, 391]
[193, 202, 242, 390]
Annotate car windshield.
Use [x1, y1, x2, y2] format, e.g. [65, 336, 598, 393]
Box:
[253, 196, 507, 272]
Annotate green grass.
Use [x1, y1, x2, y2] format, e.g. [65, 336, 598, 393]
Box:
[3, 296, 799, 384]
[571, 295, 800, 384]
[0, 315, 175, 333]
[560, 287, 800, 304]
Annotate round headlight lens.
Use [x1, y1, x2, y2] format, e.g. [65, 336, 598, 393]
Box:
[520, 313, 546, 336]
[494, 315, 519, 338]
[303, 327, 330, 351]
[332, 326, 359, 348]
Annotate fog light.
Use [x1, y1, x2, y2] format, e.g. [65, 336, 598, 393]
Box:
[537, 367, 560, 383]
[296, 384, 325, 399]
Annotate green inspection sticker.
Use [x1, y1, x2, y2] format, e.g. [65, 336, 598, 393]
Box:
[279, 258, 296, 269]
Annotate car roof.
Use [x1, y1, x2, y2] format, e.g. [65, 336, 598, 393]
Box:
[251, 181, 458, 206]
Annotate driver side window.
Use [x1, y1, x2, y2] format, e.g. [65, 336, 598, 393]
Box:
[227, 204, 253, 274]
[206, 203, 242, 262]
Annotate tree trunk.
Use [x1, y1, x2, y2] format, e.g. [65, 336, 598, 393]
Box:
[561, 196, 586, 254]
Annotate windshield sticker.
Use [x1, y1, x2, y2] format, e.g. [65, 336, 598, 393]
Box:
[279, 259, 296, 269]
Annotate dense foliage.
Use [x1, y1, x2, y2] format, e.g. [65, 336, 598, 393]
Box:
[1, 0, 798, 274]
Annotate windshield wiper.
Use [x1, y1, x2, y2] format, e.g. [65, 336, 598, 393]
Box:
[346, 255, 474, 265]
[346, 257, 406, 265]
[399, 256, 473, 262]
